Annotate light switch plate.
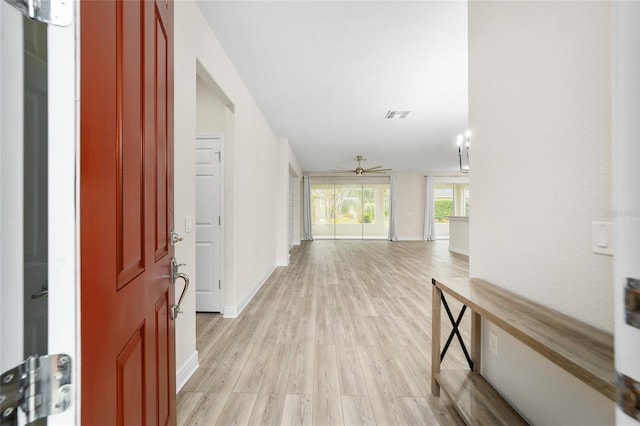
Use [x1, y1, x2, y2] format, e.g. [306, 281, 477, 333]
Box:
[592, 222, 613, 256]
[185, 215, 193, 233]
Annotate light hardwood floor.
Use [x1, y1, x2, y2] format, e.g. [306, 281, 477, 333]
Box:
[178, 240, 470, 426]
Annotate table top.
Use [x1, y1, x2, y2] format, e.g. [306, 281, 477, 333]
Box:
[432, 277, 615, 401]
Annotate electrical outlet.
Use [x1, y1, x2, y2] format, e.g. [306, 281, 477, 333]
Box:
[489, 331, 498, 355]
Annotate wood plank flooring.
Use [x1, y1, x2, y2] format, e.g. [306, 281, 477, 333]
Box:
[178, 240, 470, 425]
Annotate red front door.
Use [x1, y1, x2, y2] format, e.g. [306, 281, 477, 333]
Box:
[80, 0, 175, 424]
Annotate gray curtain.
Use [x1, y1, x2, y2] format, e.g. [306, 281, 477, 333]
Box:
[423, 175, 436, 241]
[302, 176, 313, 241]
[388, 176, 398, 241]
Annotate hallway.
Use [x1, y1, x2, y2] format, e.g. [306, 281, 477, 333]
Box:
[178, 240, 470, 425]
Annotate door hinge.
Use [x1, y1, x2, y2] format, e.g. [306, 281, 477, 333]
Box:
[625, 278, 640, 329]
[0, 354, 72, 425]
[4, 0, 72, 26]
[219, 280, 221, 290]
[617, 373, 640, 421]
[218, 216, 221, 226]
[215, 151, 221, 162]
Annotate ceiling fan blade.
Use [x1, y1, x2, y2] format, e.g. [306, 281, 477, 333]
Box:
[329, 158, 390, 175]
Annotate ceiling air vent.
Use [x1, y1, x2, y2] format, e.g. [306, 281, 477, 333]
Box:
[385, 110, 410, 119]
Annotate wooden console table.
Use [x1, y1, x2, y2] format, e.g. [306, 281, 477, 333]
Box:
[431, 277, 615, 425]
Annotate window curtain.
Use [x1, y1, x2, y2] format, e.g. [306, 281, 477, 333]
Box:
[388, 176, 398, 241]
[423, 175, 436, 241]
[302, 176, 313, 241]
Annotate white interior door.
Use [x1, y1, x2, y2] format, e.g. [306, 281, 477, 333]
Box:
[195, 135, 222, 312]
[1, 2, 77, 425]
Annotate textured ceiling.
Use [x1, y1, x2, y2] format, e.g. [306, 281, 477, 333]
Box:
[196, 1, 468, 173]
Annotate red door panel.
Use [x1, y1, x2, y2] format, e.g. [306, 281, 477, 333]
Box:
[154, 11, 169, 261]
[116, 0, 145, 290]
[117, 326, 145, 425]
[81, 0, 175, 424]
[155, 295, 171, 424]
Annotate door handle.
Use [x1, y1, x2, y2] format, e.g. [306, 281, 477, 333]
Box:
[31, 280, 48, 300]
[171, 273, 189, 320]
[170, 257, 189, 319]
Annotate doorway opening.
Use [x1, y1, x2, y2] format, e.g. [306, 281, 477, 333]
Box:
[194, 73, 230, 313]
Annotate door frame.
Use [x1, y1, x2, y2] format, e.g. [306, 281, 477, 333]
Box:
[47, 5, 80, 426]
[195, 132, 225, 314]
[613, 2, 640, 425]
[0, 1, 79, 424]
[0, 2, 79, 425]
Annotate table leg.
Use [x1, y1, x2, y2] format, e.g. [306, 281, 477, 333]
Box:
[471, 311, 482, 374]
[431, 282, 442, 396]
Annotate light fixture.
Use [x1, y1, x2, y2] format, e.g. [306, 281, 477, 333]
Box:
[457, 130, 470, 173]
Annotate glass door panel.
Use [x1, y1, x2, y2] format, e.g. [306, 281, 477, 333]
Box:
[363, 184, 389, 239]
[23, 16, 49, 364]
[1, 8, 49, 426]
[310, 182, 390, 240]
[434, 183, 454, 239]
[335, 185, 362, 239]
[311, 184, 335, 239]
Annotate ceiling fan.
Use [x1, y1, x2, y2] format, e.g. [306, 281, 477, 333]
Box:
[330, 155, 392, 176]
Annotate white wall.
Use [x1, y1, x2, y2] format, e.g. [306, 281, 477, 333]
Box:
[196, 75, 226, 133]
[288, 145, 303, 249]
[276, 138, 302, 265]
[469, 2, 614, 424]
[394, 172, 425, 240]
[174, 0, 300, 386]
[448, 216, 469, 256]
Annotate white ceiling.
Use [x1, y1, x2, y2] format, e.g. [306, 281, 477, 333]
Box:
[196, 1, 468, 173]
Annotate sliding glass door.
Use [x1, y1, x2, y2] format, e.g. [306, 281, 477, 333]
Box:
[335, 184, 362, 239]
[310, 184, 334, 238]
[311, 183, 389, 239]
[363, 184, 390, 239]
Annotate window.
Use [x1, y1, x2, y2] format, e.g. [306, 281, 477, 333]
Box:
[434, 181, 469, 239]
[311, 183, 390, 239]
[434, 184, 454, 224]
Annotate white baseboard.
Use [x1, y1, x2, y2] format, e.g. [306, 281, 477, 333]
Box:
[176, 350, 199, 393]
[223, 305, 238, 318]
[398, 236, 423, 241]
[223, 266, 276, 319]
[449, 246, 470, 256]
